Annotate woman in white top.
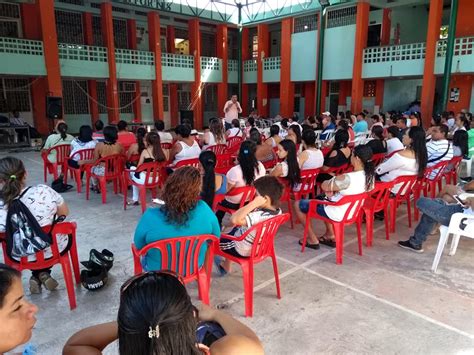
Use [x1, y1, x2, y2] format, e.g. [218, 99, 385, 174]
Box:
[68, 125, 97, 168]
[264, 124, 282, 148]
[154, 120, 173, 144]
[225, 119, 243, 138]
[376, 126, 427, 193]
[202, 118, 226, 150]
[271, 139, 301, 188]
[169, 124, 201, 165]
[298, 129, 324, 170]
[294, 145, 375, 249]
[215, 140, 266, 227]
[385, 126, 404, 155]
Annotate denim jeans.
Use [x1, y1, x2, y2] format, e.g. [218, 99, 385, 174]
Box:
[409, 197, 463, 247]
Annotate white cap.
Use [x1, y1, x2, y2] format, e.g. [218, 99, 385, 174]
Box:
[321, 111, 331, 116]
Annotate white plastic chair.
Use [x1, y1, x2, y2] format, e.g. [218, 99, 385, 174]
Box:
[460, 155, 473, 178]
[431, 212, 474, 273]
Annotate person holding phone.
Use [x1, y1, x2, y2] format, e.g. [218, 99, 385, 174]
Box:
[398, 188, 474, 253]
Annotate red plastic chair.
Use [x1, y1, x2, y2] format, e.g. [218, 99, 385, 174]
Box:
[279, 169, 319, 229]
[215, 213, 290, 317]
[385, 149, 403, 159]
[41, 144, 71, 182]
[0, 222, 80, 310]
[215, 153, 234, 174]
[170, 158, 200, 169]
[226, 136, 243, 154]
[360, 181, 393, 246]
[131, 234, 218, 305]
[123, 162, 166, 213]
[85, 154, 125, 204]
[301, 192, 367, 264]
[443, 156, 463, 185]
[205, 144, 228, 155]
[64, 148, 95, 193]
[387, 175, 418, 233]
[215, 186, 256, 215]
[413, 160, 450, 221]
[161, 142, 173, 150]
[371, 153, 386, 167]
[127, 154, 140, 165]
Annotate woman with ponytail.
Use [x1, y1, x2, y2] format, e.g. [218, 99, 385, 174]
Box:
[126, 127, 147, 161]
[0, 157, 70, 294]
[271, 139, 301, 188]
[42, 122, 74, 163]
[199, 150, 226, 208]
[295, 145, 375, 249]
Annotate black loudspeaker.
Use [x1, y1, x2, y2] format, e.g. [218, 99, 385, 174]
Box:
[180, 110, 194, 128]
[46, 96, 63, 119]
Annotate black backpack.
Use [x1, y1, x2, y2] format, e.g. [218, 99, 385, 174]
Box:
[5, 187, 52, 259]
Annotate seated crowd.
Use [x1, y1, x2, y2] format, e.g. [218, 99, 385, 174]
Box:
[1, 108, 474, 354]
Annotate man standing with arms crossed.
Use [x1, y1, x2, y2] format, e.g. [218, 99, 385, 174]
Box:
[223, 94, 242, 131]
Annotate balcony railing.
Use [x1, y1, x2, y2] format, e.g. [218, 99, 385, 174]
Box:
[200, 56, 221, 71]
[436, 36, 474, 57]
[161, 53, 194, 68]
[228, 59, 238, 71]
[263, 56, 281, 70]
[0, 37, 43, 56]
[58, 43, 107, 62]
[243, 59, 257, 72]
[363, 42, 426, 64]
[115, 48, 154, 65]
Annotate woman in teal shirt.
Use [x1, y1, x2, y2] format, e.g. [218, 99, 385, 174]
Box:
[134, 166, 221, 271]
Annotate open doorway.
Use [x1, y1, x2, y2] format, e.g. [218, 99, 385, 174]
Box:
[367, 24, 381, 47]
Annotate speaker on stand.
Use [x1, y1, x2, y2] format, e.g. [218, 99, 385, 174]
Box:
[46, 96, 63, 133]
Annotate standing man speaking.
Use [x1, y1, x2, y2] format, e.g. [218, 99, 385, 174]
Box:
[223, 94, 242, 130]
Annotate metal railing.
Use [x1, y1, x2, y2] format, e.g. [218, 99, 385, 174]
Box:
[363, 42, 426, 63]
[161, 53, 194, 68]
[263, 56, 281, 70]
[326, 6, 357, 29]
[436, 36, 474, 57]
[0, 37, 43, 56]
[115, 48, 154, 65]
[200, 56, 221, 71]
[243, 59, 257, 72]
[58, 43, 107, 62]
[228, 59, 238, 71]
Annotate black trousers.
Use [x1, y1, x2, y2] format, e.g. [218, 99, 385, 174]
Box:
[215, 200, 240, 227]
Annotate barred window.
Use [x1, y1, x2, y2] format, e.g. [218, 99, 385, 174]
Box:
[294, 14, 318, 33]
[96, 81, 107, 114]
[0, 78, 31, 112]
[203, 85, 216, 112]
[201, 32, 216, 57]
[0, 21, 19, 38]
[63, 80, 89, 114]
[92, 16, 104, 46]
[0, 3, 20, 18]
[178, 86, 191, 110]
[119, 81, 135, 114]
[163, 84, 169, 112]
[58, 0, 84, 5]
[55, 10, 84, 44]
[327, 7, 357, 29]
[364, 81, 376, 97]
[114, 19, 128, 49]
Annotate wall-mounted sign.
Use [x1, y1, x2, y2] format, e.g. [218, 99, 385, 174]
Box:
[119, 0, 173, 11]
[449, 87, 460, 102]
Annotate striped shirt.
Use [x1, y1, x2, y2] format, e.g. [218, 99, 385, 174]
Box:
[426, 139, 453, 179]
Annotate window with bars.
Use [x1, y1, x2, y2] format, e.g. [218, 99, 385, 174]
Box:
[177, 87, 191, 110]
[201, 32, 216, 57]
[163, 84, 169, 112]
[63, 80, 89, 114]
[92, 16, 104, 46]
[0, 21, 19, 37]
[96, 81, 107, 114]
[294, 14, 318, 33]
[363, 81, 376, 97]
[55, 10, 84, 45]
[0, 78, 31, 112]
[203, 85, 216, 112]
[327, 7, 357, 29]
[252, 35, 258, 59]
[58, 0, 84, 5]
[0, 3, 20, 18]
[119, 81, 135, 114]
[113, 19, 128, 49]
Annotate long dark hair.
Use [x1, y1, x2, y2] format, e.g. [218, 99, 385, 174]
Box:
[209, 118, 224, 143]
[453, 130, 468, 157]
[57, 122, 68, 140]
[249, 128, 261, 145]
[146, 132, 166, 162]
[331, 129, 349, 154]
[288, 125, 302, 145]
[353, 145, 375, 191]
[407, 126, 428, 177]
[0, 263, 21, 308]
[199, 151, 217, 208]
[302, 129, 317, 148]
[103, 126, 118, 144]
[238, 140, 259, 185]
[136, 127, 147, 155]
[270, 124, 280, 137]
[371, 125, 384, 140]
[118, 272, 199, 355]
[280, 140, 301, 188]
[0, 157, 26, 207]
[78, 125, 93, 143]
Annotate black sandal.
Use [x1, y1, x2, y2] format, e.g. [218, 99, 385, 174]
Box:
[318, 235, 336, 248]
[298, 240, 320, 250]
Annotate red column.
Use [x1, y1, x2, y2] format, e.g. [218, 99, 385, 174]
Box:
[338, 81, 350, 107]
[351, 1, 370, 113]
[217, 24, 228, 119]
[127, 19, 142, 122]
[148, 12, 165, 122]
[375, 79, 384, 109]
[280, 18, 295, 118]
[375, 8, 391, 112]
[167, 25, 179, 127]
[321, 80, 328, 113]
[420, 0, 443, 126]
[304, 82, 315, 117]
[257, 24, 269, 117]
[241, 27, 249, 116]
[101, 3, 119, 123]
[189, 18, 203, 128]
[83, 12, 99, 125]
[456, 0, 474, 37]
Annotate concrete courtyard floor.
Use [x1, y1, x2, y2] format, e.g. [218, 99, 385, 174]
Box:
[2, 150, 474, 354]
